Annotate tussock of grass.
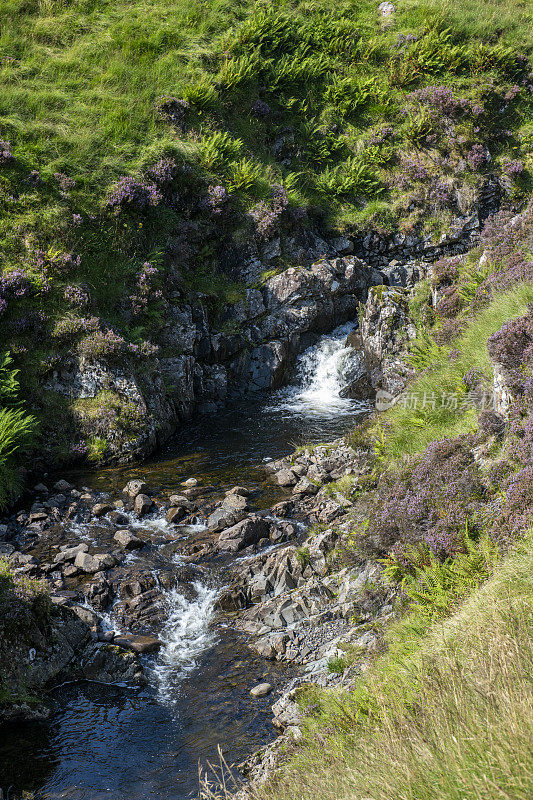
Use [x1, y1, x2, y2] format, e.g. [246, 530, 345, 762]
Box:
[257, 531, 533, 800]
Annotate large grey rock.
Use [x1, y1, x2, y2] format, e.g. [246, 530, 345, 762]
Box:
[123, 480, 147, 498]
[276, 469, 298, 487]
[74, 551, 116, 573]
[53, 543, 89, 564]
[207, 506, 246, 532]
[217, 515, 271, 552]
[114, 530, 144, 550]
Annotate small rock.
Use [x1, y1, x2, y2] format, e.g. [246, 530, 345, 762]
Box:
[123, 479, 148, 498]
[182, 478, 198, 487]
[225, 486, 251, 497]
[33, 483, 49, 493]
[28, 512, 48, 523]
[134, 494, 153, 517]
[113, 530, 144, 550]
[169, 494, 190, 506]
[250, 682, 272, 698]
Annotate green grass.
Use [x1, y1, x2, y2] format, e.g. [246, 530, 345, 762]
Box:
[0, 351, 36, 507]
[254, 529, 533, 800]
[376, 282, 533, 460]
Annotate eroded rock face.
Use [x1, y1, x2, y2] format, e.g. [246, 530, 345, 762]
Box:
[360, 285, 418, 398]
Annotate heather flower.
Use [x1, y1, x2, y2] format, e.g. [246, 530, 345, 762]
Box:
[147, 157, 178, 185]
[106, 175, 162, 212]
[72, 213, 83, 226]
[64, 284, 90, 308]
[0, 140, 13, 164]
[501, 157, 524, 177]
[487, 311, 533, 369]
[436, 286, 463, 318]
[466, 144, 488, 170]
[251, 99, 271, 117]
[53, 172, 76, 198]
[8, 310, 48, 334]
[463, 368, 484, 391]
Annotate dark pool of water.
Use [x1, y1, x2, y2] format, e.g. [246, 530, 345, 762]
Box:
[68, 389, 369, 500]
[0, 629, 292, 800]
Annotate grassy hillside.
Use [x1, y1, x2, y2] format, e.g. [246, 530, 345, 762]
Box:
[0, 0, 532, 491]
[257, 529, 533, 800]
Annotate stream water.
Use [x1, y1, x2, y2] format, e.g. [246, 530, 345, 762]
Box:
[0, 324, 371, 800]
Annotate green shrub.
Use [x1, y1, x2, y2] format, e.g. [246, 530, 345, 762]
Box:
[198, 131, 244, 171]
[0, 352, 37, 508]
[86, 435, 109, 463]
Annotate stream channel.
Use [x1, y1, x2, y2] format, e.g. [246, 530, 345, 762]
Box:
[0, 323, 370, 800]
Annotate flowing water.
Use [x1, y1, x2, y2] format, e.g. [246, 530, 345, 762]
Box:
[0, 324, 371, 800]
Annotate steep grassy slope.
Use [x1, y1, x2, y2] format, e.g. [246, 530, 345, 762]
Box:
[258, 530, 533, 800]
[0, 0, 532, 495]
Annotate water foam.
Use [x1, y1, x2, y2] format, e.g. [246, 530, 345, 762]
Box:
[153, 576, 218, 704]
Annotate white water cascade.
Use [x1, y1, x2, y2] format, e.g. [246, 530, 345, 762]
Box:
[269, 322, 368, 416]
[153, 573, 218, 704]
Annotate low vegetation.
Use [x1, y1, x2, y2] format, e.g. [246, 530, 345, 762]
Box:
[0, 0, 532, 474]
[0, 351, 36, 508]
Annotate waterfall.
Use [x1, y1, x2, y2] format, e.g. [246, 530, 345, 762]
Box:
[268, 322, 367, 416]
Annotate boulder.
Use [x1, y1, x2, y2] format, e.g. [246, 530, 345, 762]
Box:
[222, 493, 249, 512]
[74, 551, 116, 573]
[169, 494, 191, 507]
[166, 506, 188, 524]
[113, 530, 144, 550]
[217, 515, 271, 552]
[134, 494, 153, 517]
[123, 480, 148, 498]
[292, 477, 318, 496]
[54, 543, 89, 564]
[276, 469, 298, 487]
[113, 634, 162, 654]
[74, 552, 100, 573]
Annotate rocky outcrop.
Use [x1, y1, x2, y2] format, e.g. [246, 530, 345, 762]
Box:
[43, 256, 386, 466]
[0, 603, 145, 723]
[359, 284, 418, 401]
